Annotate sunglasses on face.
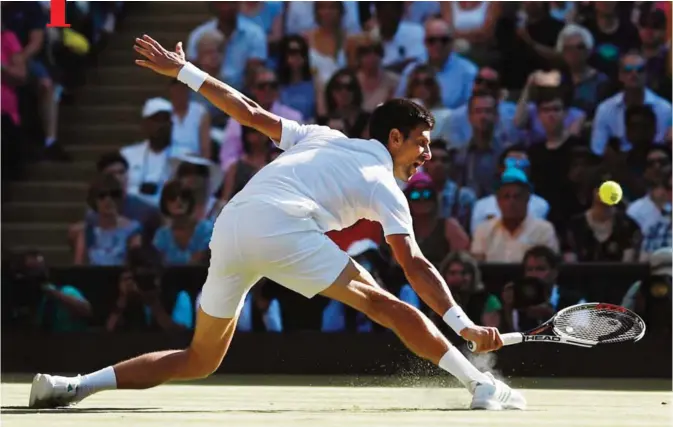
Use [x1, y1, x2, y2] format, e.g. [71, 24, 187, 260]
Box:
[622, 64, 645, 74]
[255, 81, 279, 90]
[425, 36, 451, 45]
[409, 189, 435, 201]
[167, 189, 193, 201]
[97, 189, 122, 200]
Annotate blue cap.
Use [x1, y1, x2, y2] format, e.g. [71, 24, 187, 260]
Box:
[497, 166, 533, 191]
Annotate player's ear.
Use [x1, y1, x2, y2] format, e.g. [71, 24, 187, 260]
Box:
[388, 129, 403, 147]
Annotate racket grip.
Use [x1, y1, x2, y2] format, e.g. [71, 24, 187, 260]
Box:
[467, 333, 524, 352]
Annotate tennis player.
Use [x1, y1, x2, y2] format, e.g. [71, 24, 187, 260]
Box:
[29, 35, 525, 411]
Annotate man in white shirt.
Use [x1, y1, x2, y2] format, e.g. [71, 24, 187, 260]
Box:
[30, 35, 525, 412]
[472, 167, 559, 262]
[120, 97, 174, 207]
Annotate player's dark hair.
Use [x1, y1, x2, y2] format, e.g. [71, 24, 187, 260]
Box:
[96, 152, 128, 173]
[368, 99, 435, 147]
[523, 245, 561, 270]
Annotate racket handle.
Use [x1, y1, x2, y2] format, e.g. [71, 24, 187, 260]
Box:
[467, 333, 524, 352]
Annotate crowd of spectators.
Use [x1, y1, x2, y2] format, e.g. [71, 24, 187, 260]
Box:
[3, 1, 671, 337]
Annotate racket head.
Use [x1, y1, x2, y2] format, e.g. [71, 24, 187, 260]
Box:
[551, 302, 646, 346]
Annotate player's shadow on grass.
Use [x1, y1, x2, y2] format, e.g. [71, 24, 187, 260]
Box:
[1, 406, 474, 414]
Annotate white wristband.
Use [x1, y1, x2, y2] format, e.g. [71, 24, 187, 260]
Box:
[177, 62, 209, 92]
[443, 306, 475, 335]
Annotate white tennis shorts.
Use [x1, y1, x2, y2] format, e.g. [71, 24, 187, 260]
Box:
[199, 199, 350, 318]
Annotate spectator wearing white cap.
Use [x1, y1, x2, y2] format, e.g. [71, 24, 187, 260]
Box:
[120, 98, 174, 207]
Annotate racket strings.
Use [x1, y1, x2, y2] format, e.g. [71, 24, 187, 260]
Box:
[554, 306, 645, 344]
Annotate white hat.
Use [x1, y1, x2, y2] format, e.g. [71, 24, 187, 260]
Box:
[142, 97, 172, 118]
[346, 239, 379, 258]
[650, 247, 672, 276]
[168, 153, 224, 198]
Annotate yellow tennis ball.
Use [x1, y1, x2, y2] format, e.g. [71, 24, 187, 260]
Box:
[599, 181, 623, 205]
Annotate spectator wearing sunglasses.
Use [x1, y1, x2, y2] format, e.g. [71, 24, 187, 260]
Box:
[74, 174, 142, 266]
[443, 66, 519, 150]
[471, 146, 550, 235]
[353, 36, 399, 113]
[153, 180, 213, 266]
[220, 67, 302, 173]
[555, 24, 610, 118]
[403, 173, 470, 269]
[403, 65, 452, 144]
[591, 52, 672, 156]
[395, 17, 477, 109]
[584, 2, 640, 80]
[318, 69, 369, 139]
[277, 35, 317, 122]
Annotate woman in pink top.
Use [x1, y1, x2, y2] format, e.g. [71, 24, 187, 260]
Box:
[1, 28, 27, 186]
[1, 29, 25, 126]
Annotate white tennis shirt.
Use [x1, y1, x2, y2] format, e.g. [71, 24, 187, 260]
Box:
[230, 119, 414, 237]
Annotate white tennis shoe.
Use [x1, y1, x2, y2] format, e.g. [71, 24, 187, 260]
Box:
[469, 372, 527, 410]
[28, 373, 83, 409]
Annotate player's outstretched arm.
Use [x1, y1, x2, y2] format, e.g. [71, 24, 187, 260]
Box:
[387, 234, 503, 352]
[133, 34, 282, 142]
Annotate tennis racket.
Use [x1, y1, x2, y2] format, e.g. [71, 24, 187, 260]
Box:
[467, 302, 646, 352]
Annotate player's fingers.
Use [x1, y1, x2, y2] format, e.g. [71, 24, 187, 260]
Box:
[142, 34, 165, 52]
[136, 37, 162, 56]
[175, 41, 184, 55]
[493, 328, 504, 349]
[133, 45, 155, 60]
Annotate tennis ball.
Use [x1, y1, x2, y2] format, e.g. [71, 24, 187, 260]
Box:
[599, 181, 623, 205]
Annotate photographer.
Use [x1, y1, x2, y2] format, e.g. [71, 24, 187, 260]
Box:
[621, 247, 672, 336]
[3, 249, 92, 332]
[105, 246, 187, 332]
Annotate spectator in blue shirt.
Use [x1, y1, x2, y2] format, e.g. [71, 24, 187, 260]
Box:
[186, 2, 267, 91]
[591, 52, 672, 155]
[153, 180, 213, 266]
[396, 17, 477, 109]
[277, 35, 316, 122]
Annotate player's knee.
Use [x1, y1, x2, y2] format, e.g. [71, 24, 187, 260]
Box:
[184, 347, 222, 379]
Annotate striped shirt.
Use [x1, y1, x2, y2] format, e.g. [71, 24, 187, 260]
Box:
[591, 89, 672, 155]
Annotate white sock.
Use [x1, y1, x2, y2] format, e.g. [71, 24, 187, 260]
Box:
[438, 347, 490, 391]
[77, 366, 117, 398]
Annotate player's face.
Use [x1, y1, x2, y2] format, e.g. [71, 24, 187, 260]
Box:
[389, 126, 432, 182]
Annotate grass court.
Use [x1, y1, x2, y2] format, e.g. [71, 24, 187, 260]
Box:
[2, 375, 671, 426]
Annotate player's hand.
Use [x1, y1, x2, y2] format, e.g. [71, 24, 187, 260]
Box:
[133, 34, 186, 78]
[460, 325, 503, 353]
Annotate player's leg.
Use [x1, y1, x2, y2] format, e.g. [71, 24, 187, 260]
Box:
[320, 259, 490, 388]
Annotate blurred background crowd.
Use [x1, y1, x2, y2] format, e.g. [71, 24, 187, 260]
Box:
[2, 1, 671, 340]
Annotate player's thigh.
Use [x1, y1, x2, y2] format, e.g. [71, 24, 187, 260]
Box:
[263, 229, 355, 299]
[320, 269, 399, 318]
